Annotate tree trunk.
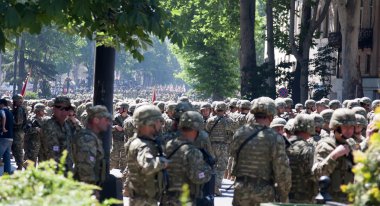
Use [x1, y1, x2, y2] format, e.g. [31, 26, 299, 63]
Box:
[336, 0, 362, 99]
[13, 37, 19, 95]
[266, 0, 276, 99]
[299, 55, 310, 102]
[17, 37, 26, 94]
[240, 0, 256, 100]
[32, 78, 38, 92]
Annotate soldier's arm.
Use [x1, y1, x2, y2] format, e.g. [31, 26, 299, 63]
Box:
[185, 148, 212, 184]
[39, 122, 49, 161]
[312, 141, 337, 179]
[272, 134, 292, 202]
[136, 145, 166, 176]
[73, 134, 98, 184]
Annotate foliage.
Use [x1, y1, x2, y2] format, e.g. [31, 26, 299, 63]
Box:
[343, 110, 380, 205]
[0, 151, 120, 206]
[24, 91, 38, 99]
[275, 61, 295, 96]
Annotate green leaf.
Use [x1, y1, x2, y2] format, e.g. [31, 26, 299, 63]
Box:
[4, 7, 22, 29]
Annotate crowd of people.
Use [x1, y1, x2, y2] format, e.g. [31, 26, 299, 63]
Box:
[0, 93, 379, 205]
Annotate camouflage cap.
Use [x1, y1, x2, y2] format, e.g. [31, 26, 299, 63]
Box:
[371, 100, 380, 110]
[133, 105, 163, 127]
[200, 102, 211, 110]
[329, 100, 342, 109]
[304, 99, 316, 108]
[320, 109, 334, 124]
[311, 113, 324, 128]
[87, 105, 112, 121]
[275, 98, 286, 108]
[293, 114, 315, 135]
[347, 100, 360, 109]
[174, 102, 193, 120]
[352, 106, 367, 117]
[284, 98, 293, 108]
[215, 102, 228, 111]
[250, 97, 276, 116]
[360, 97, 372, 105]
[165, 102, 177, 112]
[34, 103, 46, 113]
[355, 114, 368, 127]
[284, 118, 295, 134]
[329, 108, 356, 130]
[53, 96, 71, 107]
[270, 117, 287, 128]
[178, 111, 204, 131]
[239, 100, 252, 110]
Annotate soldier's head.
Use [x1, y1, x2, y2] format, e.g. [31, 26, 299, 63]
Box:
[178, 96, 189, 103]
[284, 118, 295, 138]
[33, 103, 46, 117]
[347, 100, 360, 109]
[316, 100, 328, 114]
[12, 94, 23, 106]
[128, 104, 136, 116]
[295, 103, 303, 113]
[52, 96, 72, 123]
[330, 108, 356, 140]
[165, 102, 177, 119]
[133, 105, 164, 137]
[320, 109, 334, 130]
[0, 98, 8, 108]
[118, 102, 129, 117]
[371, 100, 380, 111]
[250, 97, 276, 126]
[311, 113, 324, 134]
[239, 100, 252, 115]
[214, 102, 227, 117]
[360, 97, 372, 112]
[329, 100, 341, 110]
[293, 114, 315, 137]
[354, 114, 367, 136]
[275, 98, 286, 115]
[174, 102, 193, 122]
[229, 98, 238, 113]
[178, 111, 204, 140]
[270, 117, 287, 135]
[86, 105, 112, 133]
[157, 101, 166, 113]
[352, 106, 367, 118]
[284, 98, 293, 113]
[200, 102, 211, 118]
[304, 99, 316, 113]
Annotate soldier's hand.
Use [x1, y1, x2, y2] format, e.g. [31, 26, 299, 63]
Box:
[115, 125, 123, 132]
[331, 144, 350, 160]
[159, 157, 170, 168]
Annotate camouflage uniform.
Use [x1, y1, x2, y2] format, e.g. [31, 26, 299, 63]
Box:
[110, 102, 129, 170]
[12, 94, 28, 169]
[125, 105, 168, 206]
[205, 102, 236, 193]
[230, 97, 291, 205]
[286, 114, 316, 203]
[72, 106, 110, 185]
[24, 103, 45, 164]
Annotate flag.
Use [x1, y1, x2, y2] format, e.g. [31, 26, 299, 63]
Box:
[152, 88, 156, 102]
[21, 73, 30, 97]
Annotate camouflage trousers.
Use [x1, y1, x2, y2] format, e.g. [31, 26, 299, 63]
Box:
[24, 134, 40, 163]
[129, 196, 157, 206]
[110, 138, 127, 170]
[232, 180, 275, 206]
[12, 129, 25, 168]
[211, 142, 228, 189]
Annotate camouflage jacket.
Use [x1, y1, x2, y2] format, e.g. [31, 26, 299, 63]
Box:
[112, 113, 127, 141]
[193, 130, 215, 158]
[230, 124, 291, 201]
[286, 135, 316, 203]
[125, 133, 166, 199]
[12, 106, 27, 129]
[165, 136, 212, 200]
[205, 115, 236, 143]
[72, 128, 105, 185]
[123, 116, 135, 141]
[25, 115, 45, 136]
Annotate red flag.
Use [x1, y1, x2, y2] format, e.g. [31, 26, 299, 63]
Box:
[152, 88, 156, 102]
[21, 73, 30, 97]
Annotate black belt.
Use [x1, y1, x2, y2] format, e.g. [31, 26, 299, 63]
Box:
[236, 176, 273, 185]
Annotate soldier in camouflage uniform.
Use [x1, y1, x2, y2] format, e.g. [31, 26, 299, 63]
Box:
[230, 97, 291, 205]
[269, 117, 287, 135]
[274, 98, 286, 118]
[40, 96, 74, 168]
[200, 102, 212, 123]
[110, 102, 129, 170]
[286, 114, 316, 203]
[312, 108, 358, 202]
[320, 109, 334, 138]
[162, 111, 212, 205]
[12, 94, 28, 170]
[162, 102, 176, 133]
[316, 100, 328, 114]
[329, 100, 341, 110]
[205, 101, 236, 196]
[294, 103, 303, 114]
[360, 97, 372, 113]
[235, 100, 251, 127]
[125, 105, 169, 206]
[353, 114, 368, 151]
[72, 105, 111, 186]
[24, 103, 46, 165]
[309, 113, 324, 144]
[283, 97, 295, 120]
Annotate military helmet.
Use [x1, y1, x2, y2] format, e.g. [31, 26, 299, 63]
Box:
[311, 113, 324, 128]
[304, 99, 316, 108]
[34, 103, 46, 113]
[284, 118, 295, 134]
[229, 99, 238, 108]
[178, 96, 189, 103]
[200, 102, 211, 110]
[178, 111, 204, 131]
[270, 118, 287, 128]
[239, 100, 252, 110]
[355, 114, 368, 127]
[293, 114, 315, 135]
[284, 98, 293, 108]
[329, 100, 341, 109]
[320, 109, 334, 124]
[12, 94, 23, 101]
[133, 105, 163, 127]
[295, 103, 303, 110]
[128, 104, 136, 114]
[329, 108, 356, 130]
[347, 100, 360, 109]
[157, 102, 165, 111]
[275, 98, 286, 108]
[320, 98, 330, 105]
[174, 102, 193, 120]
[192, 102, 201, 112]
[352, 106, 367, 117]
[165, 102, 177, 112]
[86, 105, 112, 121]
[371, 100, 380, 110]
[342, 100, 349, 108]
[250, 97, 276, 117]
[360, 97, 372, 105]
[215, 102, 228, 111]
[118, 102, 129, 110]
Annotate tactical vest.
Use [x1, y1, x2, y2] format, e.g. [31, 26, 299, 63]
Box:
[207, 116, 233, 143]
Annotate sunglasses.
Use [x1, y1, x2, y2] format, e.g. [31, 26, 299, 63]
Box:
[54, 105, 71, 111]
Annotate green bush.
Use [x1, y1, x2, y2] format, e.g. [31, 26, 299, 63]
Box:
[0, 151, 120, 206]
[24, 91, 38, 100]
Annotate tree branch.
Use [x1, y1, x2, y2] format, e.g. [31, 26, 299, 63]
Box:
[289, 0, 302, 60]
